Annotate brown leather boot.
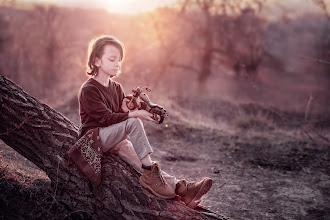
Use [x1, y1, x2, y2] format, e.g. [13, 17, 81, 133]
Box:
[176, 177, 213, 208]
[139, 162, 176, 199]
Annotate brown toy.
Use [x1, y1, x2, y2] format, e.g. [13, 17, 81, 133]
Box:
[124, 86, 168, 124]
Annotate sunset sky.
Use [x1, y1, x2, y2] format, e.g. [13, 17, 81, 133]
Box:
[15, 0, 330, 17]
[18, 0, 178, 14]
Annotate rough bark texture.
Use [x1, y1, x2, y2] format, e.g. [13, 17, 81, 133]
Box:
[0, 74, 229, 220]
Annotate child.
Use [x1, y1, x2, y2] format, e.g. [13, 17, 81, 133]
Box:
[76, 35, 212, 208]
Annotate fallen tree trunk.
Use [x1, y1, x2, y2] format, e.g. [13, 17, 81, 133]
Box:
[0, 74, 229, 220]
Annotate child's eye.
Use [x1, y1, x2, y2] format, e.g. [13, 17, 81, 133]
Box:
[109, 59, 115, 62]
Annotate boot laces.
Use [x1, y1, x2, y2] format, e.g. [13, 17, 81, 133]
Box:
[181, 179, 195, 188]
[151, 164, 167, 186]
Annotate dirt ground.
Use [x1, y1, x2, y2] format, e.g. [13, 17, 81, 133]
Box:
[145, 109, 330, 220]
[0, 98, 330, 220]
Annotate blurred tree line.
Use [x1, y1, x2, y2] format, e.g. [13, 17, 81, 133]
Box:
[0, 5, 62, 97]
[148, 0, 266, 91]
[0, 0, 329, 110]
[0, 4, 113, 102]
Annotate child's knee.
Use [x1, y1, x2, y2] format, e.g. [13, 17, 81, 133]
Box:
[126, 118, 143, 129]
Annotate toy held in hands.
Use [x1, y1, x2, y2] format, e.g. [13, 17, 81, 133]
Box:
[124, 86, 168, 124]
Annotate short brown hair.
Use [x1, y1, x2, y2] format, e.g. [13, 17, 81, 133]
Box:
[86, 35, 124, 76]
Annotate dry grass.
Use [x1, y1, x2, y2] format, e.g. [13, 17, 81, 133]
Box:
[0, 140, 49, 186]
[234, 110, 276, 131]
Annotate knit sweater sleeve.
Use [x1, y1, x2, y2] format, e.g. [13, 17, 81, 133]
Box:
[117, 83, 126, 109]
[80, 86, 129, 126]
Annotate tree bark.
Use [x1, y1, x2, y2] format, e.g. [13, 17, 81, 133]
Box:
[0, 74, 229, 220]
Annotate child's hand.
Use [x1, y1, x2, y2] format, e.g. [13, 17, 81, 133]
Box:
[137, 110, 158, 123]
[122, 97, 141, 112]
[121, 98, 131, 112]
[129, 110, 158, 123]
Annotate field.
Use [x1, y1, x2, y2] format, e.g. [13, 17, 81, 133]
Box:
[1, 95, 329, 220]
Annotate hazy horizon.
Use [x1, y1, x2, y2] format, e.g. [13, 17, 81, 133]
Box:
[16, 0, 178, 14]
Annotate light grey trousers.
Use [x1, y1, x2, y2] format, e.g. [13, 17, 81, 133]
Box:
[99, 118, 178, 190]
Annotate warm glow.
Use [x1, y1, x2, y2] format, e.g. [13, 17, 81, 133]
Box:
[18, 0, 177, 14]
[102, 0, 175, 14]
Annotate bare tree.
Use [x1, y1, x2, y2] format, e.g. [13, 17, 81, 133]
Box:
[312, 0, 330, 62]
[312, 0, 329, 18]
[150, 0, 267, 93]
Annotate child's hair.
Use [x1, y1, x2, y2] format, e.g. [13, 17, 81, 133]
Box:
[86, 35, 124, 76]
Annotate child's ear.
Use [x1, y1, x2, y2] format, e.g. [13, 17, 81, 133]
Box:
[94, 57, 100, 67]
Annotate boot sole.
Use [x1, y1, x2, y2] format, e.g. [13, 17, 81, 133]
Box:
[186, 178, 213, 209]
[139, 176, 176, 199]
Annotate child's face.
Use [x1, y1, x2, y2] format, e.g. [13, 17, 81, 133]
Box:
[95, 44, 122, 77]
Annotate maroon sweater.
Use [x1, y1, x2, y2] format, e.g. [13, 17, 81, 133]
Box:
[78, 78, 129, 138]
